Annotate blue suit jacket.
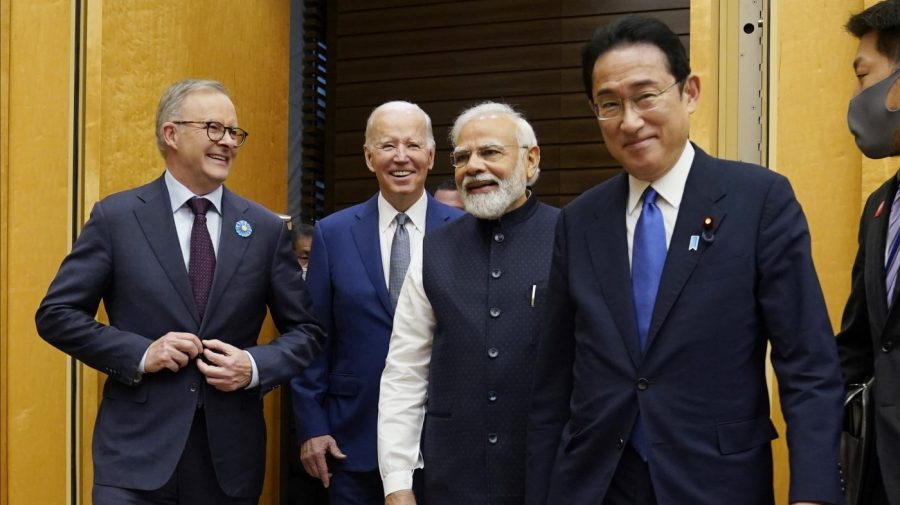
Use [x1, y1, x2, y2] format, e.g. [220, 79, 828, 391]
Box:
[290, 193, 462, 472]
[526, 146, 844, 505]
[35, 175, 326, 498]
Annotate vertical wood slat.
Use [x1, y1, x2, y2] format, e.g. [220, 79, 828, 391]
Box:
[326, 0, 690, 212]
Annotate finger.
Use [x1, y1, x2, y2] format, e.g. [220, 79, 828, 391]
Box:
[168, 337, 202, 359]
[314, 453, 330, 487]
[328, 443, 347, 459]
[301, 458, 319, 478]
[202, 339, 234, 355]
[202, 348, 228, 367]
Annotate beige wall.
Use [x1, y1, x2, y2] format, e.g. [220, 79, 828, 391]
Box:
[1, 1, 292, 503]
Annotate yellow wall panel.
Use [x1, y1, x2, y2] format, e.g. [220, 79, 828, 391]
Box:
[3, 1, 75, 504]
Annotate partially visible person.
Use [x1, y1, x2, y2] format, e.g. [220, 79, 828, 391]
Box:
[526, 16, 843, 505]
[378, 102, 558, 505]
[838, 2, 900, 504]
[433, 178, 464, 209]
[294, 223, 315, 279]
[290, 101, 462, 505]
[35, 79, 326, 505]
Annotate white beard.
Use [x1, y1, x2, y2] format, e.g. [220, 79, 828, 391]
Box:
[460, 167, 527, 220]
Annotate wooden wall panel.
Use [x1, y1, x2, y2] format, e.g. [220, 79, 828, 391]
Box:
[326, 0, 690, 211]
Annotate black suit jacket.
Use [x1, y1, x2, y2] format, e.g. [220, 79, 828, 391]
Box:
[36, 175, 325, 497]
[838, 174, 900, 504]
[527, 146, 844, 505]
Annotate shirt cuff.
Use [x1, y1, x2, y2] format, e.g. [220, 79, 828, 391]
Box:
[138, 348, 149, 373]
[244, 350, 259, 389]
[382, 470, 414, 497]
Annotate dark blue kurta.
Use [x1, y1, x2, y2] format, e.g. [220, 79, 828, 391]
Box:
[420, 195, 559, 505]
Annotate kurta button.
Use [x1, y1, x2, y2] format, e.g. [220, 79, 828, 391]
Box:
[189, 383, 198, 392]
[493, 232, 504, 243]
[883, 341, 893, 352]
[617, 438, 625, 450]
[636, 378, 650, 391]
[491, 268, 502, 279]
[488, 433, 498, 444]
[488, 347, 499, 359]
[490, 307, 501, 318]
[488, 391, 498, 402]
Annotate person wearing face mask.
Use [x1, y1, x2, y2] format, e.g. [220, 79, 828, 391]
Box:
[839, 2, 900, 505]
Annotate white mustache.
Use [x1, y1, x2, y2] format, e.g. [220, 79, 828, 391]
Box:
[462, 173, 501, 189]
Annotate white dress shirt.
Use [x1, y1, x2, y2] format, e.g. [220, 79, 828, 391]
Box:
[378, 191, 428, 287]
[138, 171, 258, 388]
[378, 251, 433, 496]
[626, 141, 694, 266]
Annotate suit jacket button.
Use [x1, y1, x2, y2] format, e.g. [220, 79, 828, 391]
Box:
[488, 347, 499, 359]
[637, 378, 650, 391]
[488, 433, 498, 444]
[883, 341, 893, 352]
[490, 307, 501, 318]
[189, 383, 198, 392]
[488, 391, 498, 402]
[493, 232, 505, 243]
[617, 438, 625, 450]
[491, 268, 502, 279]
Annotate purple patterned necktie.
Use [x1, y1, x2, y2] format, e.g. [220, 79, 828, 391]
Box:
[187, 197, 216, 318]
[886, 192, 900, 308]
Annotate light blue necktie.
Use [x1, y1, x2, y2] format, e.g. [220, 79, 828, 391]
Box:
[886, 192, 900, 308]
[630, 187, 667, 460]
[389, 213, 410, 310]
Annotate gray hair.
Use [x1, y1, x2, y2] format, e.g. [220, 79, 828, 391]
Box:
[449, 101, 540, 186]
[363, 101, 435, 149]
[155, 79, 230, 155]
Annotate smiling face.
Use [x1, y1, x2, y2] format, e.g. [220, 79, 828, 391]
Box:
[364, 107, 434, 212]
[162, 89, 239, 195]
[591, 43, 699, 182]
[453, 113, 539, 219]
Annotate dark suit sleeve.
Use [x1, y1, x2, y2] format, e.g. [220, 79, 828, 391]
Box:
[245, 216, 327, 393]
[35, 201, 151, 385]
[836, 199, 876, 385]
[526, 211, 575, 505]
[289, 222, 333, 441]
[756, 175, 844, 504]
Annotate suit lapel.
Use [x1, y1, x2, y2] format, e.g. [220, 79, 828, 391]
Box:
[587, 175, 642, 368]
[645, 149, 726, 351]
[872, 181, 897, 335]
[133, 176, 200, 325]
[424, 194, 453, 231]
[202, 187, 252, 332]
[352, 195, 393, 315]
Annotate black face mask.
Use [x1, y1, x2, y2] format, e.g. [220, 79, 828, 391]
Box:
[848, 68, 900, 159]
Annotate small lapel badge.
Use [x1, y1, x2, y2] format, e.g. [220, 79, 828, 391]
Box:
[689, 235, 700, 251]
[235, 219, 253, 238]
[876, 200, 886, 218]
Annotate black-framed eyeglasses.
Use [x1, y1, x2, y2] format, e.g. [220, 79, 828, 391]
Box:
[450, 144, 528, 169]
[173, 120, 249, 146]
[591, 79, 683, 121]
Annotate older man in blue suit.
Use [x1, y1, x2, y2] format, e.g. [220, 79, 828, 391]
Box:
[526, 16, 844, 505]
[36, 79, 326, 505]
[290, 101, 462, 505]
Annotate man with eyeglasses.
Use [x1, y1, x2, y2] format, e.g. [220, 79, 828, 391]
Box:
[290, 101, 461, 505]
[35, 79, 326, 505]
[377, 102, 558, 505]
[526, 15, 843, 505]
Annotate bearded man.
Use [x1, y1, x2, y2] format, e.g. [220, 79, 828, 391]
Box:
[376, 102, 559, 505]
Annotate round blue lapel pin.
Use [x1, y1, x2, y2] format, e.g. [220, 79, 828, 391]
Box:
[235, 219, 253, 238]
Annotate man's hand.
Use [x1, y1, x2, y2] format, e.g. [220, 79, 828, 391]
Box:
[300, 435, 347, 487]
[197, 339, 252, 391]
[385, 490, 416, 505]
[144, 332, 203, 373]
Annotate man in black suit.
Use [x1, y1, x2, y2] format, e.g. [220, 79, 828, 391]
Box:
[838, 2, 900, 504]
[36, 79, 325, 505]
[526, 16, 843, 505]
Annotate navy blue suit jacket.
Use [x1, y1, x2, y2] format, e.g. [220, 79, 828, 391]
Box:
[527, 146, 844, 505]
[290, 193, 461, 472]
[35, 175, 326, 497]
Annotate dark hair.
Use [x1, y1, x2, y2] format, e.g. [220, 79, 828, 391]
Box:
[581, 15, 690, 102]
[847, 0, 900, 64]
[435, 179, 458, 192]
[293, 223, 315, 241]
